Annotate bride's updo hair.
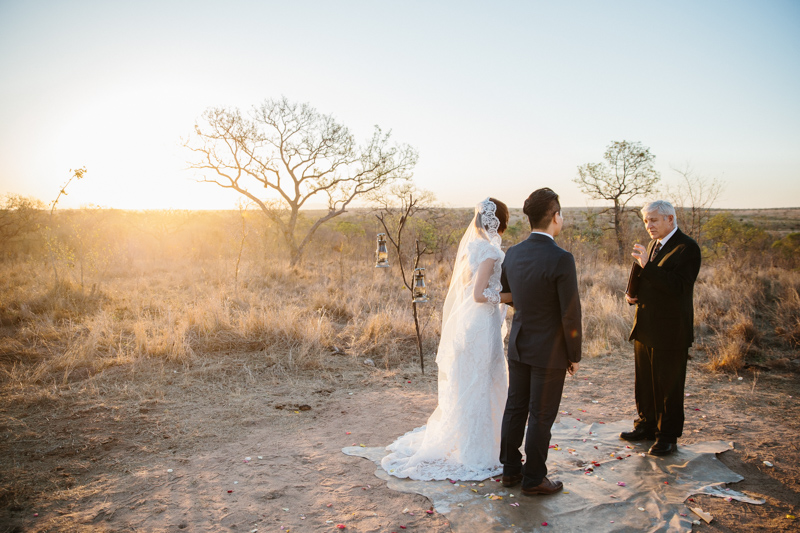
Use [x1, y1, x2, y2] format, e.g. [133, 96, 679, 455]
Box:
[491, 198, 509, 234]
[476, 197, 509, 234]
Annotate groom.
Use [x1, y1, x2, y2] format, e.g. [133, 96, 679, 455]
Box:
[499, 187, 582, 495]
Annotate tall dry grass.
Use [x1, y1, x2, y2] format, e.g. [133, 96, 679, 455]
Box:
[1, 208, 798, 400]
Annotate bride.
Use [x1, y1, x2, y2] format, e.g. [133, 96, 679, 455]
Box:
[381, 197, 512, 481]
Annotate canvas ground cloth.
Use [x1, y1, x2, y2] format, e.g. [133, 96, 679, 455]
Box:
[344, 418, 761, 532]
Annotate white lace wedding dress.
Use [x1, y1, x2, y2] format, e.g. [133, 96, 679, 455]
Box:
[381, 200, 509, 481]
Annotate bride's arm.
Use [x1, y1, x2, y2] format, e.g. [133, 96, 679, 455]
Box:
[473, 258, 500, 303]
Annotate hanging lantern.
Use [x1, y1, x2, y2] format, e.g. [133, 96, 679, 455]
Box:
[412, 268, 429, 303]
[375, 233, 390, 268]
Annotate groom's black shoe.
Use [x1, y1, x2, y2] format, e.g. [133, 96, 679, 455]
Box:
[648, 440, 677, 456]
[521, 477, 563, 496]
[501, 473, 523, 488]
[619, 427, 656, 442]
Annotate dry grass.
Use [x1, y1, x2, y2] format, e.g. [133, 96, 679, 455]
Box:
[1, 209, 798, 402]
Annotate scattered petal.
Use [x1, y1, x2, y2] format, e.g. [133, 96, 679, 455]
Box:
[167, 469, 173, 473]
[542, 522, 548, 526]
[638, 507, 645, 511]
[617, 482, 626, 487]
[786, 514, 796, 520]
[337, 525, 346, 530]
[763, 461, 774, 467]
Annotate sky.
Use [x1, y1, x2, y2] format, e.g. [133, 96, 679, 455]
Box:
[1, 0, 798, 210]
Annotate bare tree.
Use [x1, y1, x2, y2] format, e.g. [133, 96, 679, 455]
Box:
[666, 164, 724, 245]
[574, 141, 660, 260]
[185, 97, 418, 266]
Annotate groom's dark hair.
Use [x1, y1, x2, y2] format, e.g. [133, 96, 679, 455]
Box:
[524, 188, 561, 230]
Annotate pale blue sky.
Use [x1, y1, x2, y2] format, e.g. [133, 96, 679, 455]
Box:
[1, 0, 798, 209]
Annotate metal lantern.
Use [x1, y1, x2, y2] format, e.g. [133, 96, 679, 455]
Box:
[412, 268, 429, 303]
[375, 233, 390, 268]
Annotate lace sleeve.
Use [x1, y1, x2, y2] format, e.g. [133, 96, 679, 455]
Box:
[482, 287, 501, 304]
[468, 240, 503, 268]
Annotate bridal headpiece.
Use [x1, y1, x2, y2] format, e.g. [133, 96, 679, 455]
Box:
[476, 197, 501, 247]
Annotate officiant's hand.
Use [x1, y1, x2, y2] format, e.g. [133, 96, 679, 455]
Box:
[567, 361, 579, 376]
[632, 243, 648, 268]
[625, 294, 638, 305]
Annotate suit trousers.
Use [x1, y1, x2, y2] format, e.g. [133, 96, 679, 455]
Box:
[500, 359, 566, 487]
[633, 340, 688, 442]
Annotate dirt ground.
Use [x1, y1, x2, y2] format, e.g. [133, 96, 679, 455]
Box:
[1, 352, 799, 532]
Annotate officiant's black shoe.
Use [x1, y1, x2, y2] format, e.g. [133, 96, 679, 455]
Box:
[648, 441, 677, 456]
[619, 427, 656, 441]
[501, 474, 523, 487]
[521, 477, 563, 496]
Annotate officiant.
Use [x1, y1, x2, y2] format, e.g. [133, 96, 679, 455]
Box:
[622, 200, 702, 456]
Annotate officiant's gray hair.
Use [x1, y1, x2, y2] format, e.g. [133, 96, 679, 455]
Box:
[641, 200, 677, 227]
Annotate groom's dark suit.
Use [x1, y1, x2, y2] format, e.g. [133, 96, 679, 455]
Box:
[499, 233, 582, 489]
[629, 228, 701, 442]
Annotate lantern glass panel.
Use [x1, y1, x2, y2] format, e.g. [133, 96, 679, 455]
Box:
[375, 233, 390, 268]
[413, 268, 428, 303]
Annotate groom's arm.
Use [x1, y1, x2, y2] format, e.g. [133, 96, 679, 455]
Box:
[500, 256, 513, 306]
[557, 252, 582, 364]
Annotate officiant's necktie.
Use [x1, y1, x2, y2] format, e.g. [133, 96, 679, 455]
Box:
[651, 241, 663, 260]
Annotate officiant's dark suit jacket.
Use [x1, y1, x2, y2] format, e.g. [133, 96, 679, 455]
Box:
[501, 233, 582, 368]
[629, 228, 701, 349]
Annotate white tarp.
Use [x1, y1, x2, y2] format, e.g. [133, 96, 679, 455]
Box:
[344, 418, 762, 532]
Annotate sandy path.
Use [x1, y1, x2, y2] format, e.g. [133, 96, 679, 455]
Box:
[3, 355, 799, 532]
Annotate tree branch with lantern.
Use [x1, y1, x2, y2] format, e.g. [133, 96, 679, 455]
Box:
[372, 184, 437, 374]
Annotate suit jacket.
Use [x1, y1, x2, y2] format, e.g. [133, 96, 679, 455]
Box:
[501, 233, 582, 369]
[629, 228, 702, 349]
